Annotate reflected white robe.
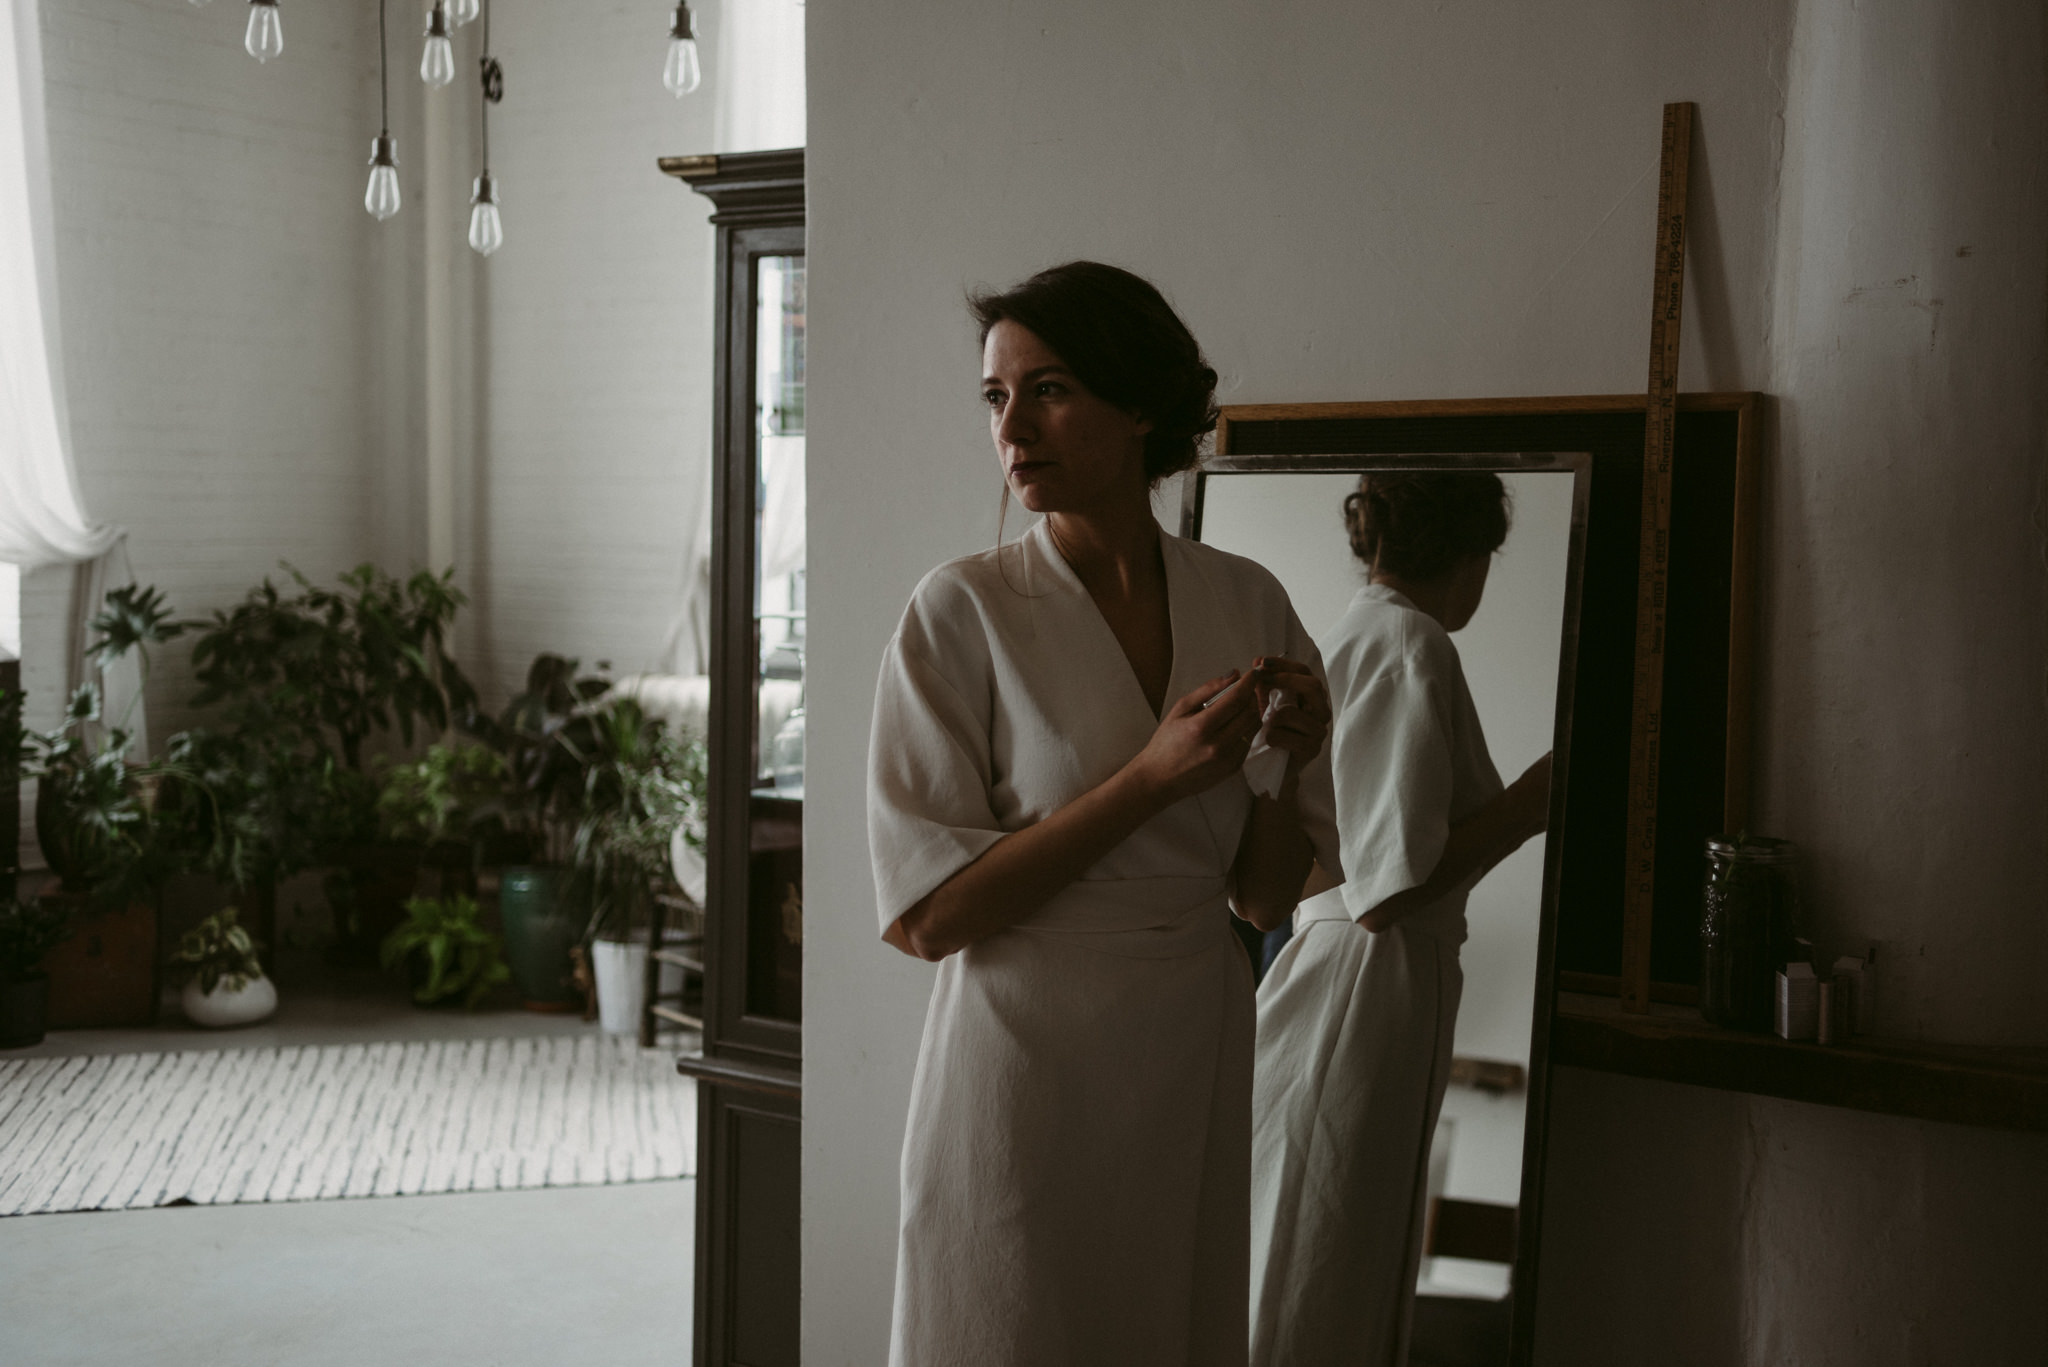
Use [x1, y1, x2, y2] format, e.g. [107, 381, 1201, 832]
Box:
[869, 521, 1342, 1367]
[1248, 584, 1503, 1367]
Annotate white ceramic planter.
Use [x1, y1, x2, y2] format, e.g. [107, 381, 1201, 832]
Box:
[592, 939, 646, 1037]
[181, 975, 278, 1029]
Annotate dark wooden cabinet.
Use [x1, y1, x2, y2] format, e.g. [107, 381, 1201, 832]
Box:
[661, 147, 804, 1367]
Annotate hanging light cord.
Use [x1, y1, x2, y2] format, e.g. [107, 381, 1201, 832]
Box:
[479, 0, 492, 174]
[377, 0, 389, 136]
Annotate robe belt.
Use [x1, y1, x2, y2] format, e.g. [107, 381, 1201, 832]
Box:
[1010, 876, 1236, 959]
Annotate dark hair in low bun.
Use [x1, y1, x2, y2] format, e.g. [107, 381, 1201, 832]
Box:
[1343, 472, 1511, 580]
[969, 261, 1218, 484]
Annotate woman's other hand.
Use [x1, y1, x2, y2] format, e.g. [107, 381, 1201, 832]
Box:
[1127, 670, 1265, 806]
[1250, 655, 1332, 782]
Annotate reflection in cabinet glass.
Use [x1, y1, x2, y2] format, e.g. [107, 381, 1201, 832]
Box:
[751, 254, 804, 1028]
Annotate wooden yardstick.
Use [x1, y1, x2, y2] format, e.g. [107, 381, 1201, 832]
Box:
[1619, 101, 1695, 1014]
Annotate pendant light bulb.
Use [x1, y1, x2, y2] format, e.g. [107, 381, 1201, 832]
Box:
[447, 0, 479, 25]
[420, 3, 456, 87]
[468, 174, 503, 257]
[364, 135, 402, 221]
[663, 4, 701, 96]
[244, 0, 283, 63]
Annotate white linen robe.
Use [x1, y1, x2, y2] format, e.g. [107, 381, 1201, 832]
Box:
[869, 521, 1343, 1367]
[1247, 584, 1503, 1367]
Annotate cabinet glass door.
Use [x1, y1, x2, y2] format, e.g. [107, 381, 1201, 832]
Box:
[747, 253, 804, 1025]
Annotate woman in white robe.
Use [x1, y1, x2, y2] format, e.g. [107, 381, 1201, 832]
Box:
[869, 262, 1344, 1367]
[1247, 473, 1552, 1367]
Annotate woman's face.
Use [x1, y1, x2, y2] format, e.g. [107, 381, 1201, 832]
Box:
[982, 319, 1152, 516]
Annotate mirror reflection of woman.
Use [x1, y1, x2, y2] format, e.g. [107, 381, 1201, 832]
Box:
[868, 262, 1342, 1367]
[1247, 474, 1552, 1367]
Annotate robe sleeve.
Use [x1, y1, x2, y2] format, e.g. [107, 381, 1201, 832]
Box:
[1331, 655, 1457, 922]
[867, 592, 1005, 937]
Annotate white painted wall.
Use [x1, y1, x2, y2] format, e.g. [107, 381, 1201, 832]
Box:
[805, 1, 2047, 1362]
[18, 0, 405, 746]
[454, 1, 720, 699]
[458, 0, 803, 701]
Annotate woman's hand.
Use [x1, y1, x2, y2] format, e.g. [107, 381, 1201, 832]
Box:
[1124, 669, 1267, 807]
[1249, 655, 1332, 784]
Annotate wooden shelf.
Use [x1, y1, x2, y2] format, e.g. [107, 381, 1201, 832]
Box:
[1551, 993, 2048, 1132]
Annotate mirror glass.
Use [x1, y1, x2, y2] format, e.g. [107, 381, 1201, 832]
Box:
[747, 252, 805, 1023]
[1194, 462, 1579, 1357]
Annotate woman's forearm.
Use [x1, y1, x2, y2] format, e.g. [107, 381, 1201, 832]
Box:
[1359, 776, 1546, 932]
[1230, 786, 1317, 933]
[888, 767, 1170, 960]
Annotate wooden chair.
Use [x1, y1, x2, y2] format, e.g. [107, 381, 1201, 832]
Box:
[639, 890, 705, 1047]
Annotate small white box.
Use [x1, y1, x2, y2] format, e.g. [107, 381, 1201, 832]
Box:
[1776, 962, 1819, 1041]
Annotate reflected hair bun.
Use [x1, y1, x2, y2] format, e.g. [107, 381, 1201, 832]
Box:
[1343, 472, 1510, 580]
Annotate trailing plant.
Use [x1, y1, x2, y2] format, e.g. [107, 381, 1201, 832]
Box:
[376, 742, 507, 846]
[379, 894, 509, 1009]
[0, 896, 70, 980]
[168, 906, 266, 996]
[188, 563, 478, 773]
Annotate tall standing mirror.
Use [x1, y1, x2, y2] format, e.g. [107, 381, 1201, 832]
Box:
[1187, 452, 1590, 1366]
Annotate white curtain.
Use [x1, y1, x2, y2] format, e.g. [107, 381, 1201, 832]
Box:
[1, 0, 117, 569]
[712, 0, 805, 155]
[1, 0, 141, 751]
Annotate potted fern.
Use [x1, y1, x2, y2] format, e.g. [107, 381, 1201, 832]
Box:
[169, 906, 276, 1028]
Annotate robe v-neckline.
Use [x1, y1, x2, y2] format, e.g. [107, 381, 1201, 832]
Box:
[1032, 520, 1183, 723]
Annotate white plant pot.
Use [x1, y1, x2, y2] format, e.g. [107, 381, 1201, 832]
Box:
[181, 975, 278, 1029]
[592, 939, 646, 1037]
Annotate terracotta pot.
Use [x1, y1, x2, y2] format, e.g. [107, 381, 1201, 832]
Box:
[43, 892, 158, 1029]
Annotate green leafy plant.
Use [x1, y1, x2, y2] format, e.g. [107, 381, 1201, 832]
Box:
[28, 686, 163, 900]
[562, 699, 706, 942]
[376, 742, 508, 846]
[379, 894, 509, 1008]
[168, 906, 266, 996]
[0, 897, 70, 980]
[27, 585, 186, 901]
[459, 653, 616, 858]
[188, 563, 477, 773]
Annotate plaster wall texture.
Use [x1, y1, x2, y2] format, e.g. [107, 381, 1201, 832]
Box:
[804, 0, 2048, 1362]
[17, 0, 407, 745]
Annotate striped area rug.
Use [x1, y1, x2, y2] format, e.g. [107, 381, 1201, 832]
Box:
[0, 1036, 696, 1217]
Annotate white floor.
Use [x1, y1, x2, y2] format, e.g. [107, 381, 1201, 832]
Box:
[0, 1180, 696, 1367]
[2, 945, 700, 1366]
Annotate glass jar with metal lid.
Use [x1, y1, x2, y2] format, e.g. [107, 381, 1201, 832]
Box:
[1700, 835, 1801, 1031]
